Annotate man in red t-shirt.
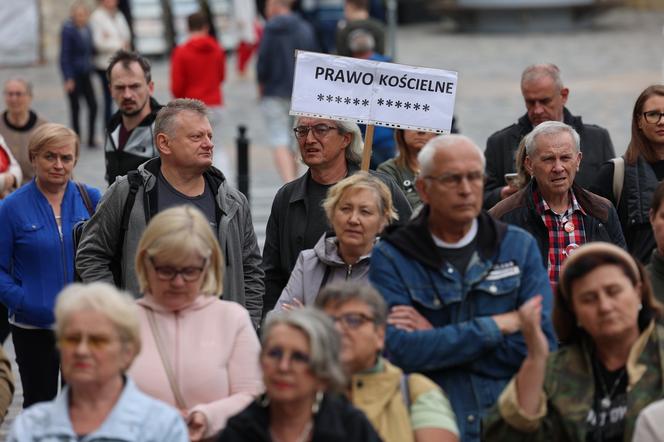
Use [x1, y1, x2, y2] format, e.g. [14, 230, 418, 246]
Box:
[170, 11, 229, 178]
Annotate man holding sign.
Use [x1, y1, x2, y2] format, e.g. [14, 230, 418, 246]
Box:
[261, 116, 411, 316]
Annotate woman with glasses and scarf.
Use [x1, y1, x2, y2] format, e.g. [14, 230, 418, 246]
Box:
[219, 308, 381, 442]
[592, 85, 664, 263]
[273, 172, 396, 312]
[128, 205, 263, 441]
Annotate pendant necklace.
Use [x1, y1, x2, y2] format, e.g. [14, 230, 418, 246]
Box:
[595, 358, 626, 409]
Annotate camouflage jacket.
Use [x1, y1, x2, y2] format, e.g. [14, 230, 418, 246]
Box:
[483, 321, 664, 442]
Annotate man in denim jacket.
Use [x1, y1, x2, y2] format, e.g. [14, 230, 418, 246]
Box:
[369, 134, 557, 442]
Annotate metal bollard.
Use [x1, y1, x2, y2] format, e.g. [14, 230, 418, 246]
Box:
[236, 125, 250, 204]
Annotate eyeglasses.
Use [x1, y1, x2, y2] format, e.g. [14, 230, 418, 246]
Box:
[59, 333, 116, 351]
[423, 171, 484, 188]
[3, 91, 27, 98]
[293, 124, 339, 140]
[643, 111, 664, 125]
[329, 312, 375, 330]
[263, 346, 311, 369]
[149, 257, 207, 282]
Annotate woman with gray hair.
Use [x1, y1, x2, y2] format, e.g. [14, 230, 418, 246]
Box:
[219, 308, 381, 442]
[273, 172, 397, 311]
[8, 282, 188, 441]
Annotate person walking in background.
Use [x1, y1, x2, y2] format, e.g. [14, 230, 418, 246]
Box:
[0, 78, 47, 185]
[170, 11, 230, 176]
[60, 1, 98, 149]
[0, 123, 101, 408]
[233, 0, 261, 77]
[257, 0, 318, 182]
[90, 0, 131, 126]
[336, 0, 385, 57]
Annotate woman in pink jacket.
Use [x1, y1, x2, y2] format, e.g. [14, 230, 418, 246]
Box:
[128, 205, 263, 441]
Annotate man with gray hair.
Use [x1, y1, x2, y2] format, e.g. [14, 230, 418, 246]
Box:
[484, 63, 615, 208]
[76, 98, 264, 327]
[490, 121, 624, 288]
[369, 134, 557, 442]
[0, 77, 47, 184]
[262, 116, 411, 316]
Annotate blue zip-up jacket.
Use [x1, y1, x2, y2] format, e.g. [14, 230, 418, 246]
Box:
[369, 208, 557, 442]
[0, 180, 101, 328]
[59, 19, 94, 82]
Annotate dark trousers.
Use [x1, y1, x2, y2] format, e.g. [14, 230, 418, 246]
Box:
[0, 304, 9, 344]
[95, 68, 112, 127]
[67, 73, 97, 146]
[11, 325, 59, 408]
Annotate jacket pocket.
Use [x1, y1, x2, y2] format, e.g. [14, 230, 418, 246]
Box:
[473, 273, 522, 314]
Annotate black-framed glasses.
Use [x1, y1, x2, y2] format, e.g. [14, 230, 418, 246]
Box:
[263, 346, 311, 369]
[423, 171, 484, 188]
[293, 124, 339, 140]
[643, 111, 664, 125]
[330, 312, 375, 330]
[149, 256, 207, 282]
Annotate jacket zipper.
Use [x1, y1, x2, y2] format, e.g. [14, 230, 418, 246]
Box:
[345, 264, 353, 279]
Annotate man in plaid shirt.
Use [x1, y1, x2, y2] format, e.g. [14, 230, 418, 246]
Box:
[490, 121, 625, 289]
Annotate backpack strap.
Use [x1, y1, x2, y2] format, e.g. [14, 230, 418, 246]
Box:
[75, 181, 94, 217]
[112, 170, 143, 288]
[400, 373, 412, 409]
[610, 157, 625, 205]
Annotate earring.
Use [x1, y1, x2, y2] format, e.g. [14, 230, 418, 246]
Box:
[639, 303, 643, 311]
[312, 390, 324, 414]
[258, 394, 270, 408]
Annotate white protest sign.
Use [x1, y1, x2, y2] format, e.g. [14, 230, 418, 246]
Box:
[290, 51, 458, 133]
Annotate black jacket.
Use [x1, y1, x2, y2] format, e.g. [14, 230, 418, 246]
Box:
[218, 394, 382, 442]
[261, 163, 412, 316]
[104, 97, 162, 185]
[591, 155, 661, 264]
[484, 108, 615, 209]
[489, 180, 626, 266]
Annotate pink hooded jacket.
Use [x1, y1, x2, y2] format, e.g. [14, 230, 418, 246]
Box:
[128, 294, 263, 438]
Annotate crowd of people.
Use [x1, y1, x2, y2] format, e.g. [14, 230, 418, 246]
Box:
[1, 0, 664, 441]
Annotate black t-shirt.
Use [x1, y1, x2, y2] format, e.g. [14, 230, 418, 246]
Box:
[585, 360, 627, 442]
[304, 175, 333, 248]
[437, 236, 478, 277]
[157, 171, 217, 232]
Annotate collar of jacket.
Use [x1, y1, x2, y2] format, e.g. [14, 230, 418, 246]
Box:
[137, 292, 216, 313]
[107, 97, 163, 133]
[517, 107, 584, 135]
[313, 231, 373, 266]
[381, 206, 507, 269]
[289, 162, 361, 204]
[139, 157, 229, 220]
[517, 179, 609, 222]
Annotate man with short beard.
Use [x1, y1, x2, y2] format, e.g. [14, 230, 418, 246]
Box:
[104, 49, 162, 185]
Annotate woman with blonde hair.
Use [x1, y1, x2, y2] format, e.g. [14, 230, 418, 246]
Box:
[274, 172, 396, 311]
[0, 123, 100, 407]
[128, 205, 263, 441]
[9, 282, 187, 441]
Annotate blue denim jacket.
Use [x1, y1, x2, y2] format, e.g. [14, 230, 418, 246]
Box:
[370, 210, 557, 442]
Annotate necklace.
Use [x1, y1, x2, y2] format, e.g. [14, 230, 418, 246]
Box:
[594, 358, 626, 409]
[270, 420, 313, 442]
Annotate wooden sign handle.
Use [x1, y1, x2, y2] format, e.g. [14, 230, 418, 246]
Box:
[361, 124, 375, 171]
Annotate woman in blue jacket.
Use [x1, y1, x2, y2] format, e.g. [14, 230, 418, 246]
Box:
[0, 123, 101, 407]
[59, 1, 98, 148]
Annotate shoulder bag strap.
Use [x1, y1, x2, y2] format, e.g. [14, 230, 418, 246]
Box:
[75, 181, 94, 217]
[610, 157, 625, 205]
[399, 373, 411, 409]
[145, 309, 188, 410]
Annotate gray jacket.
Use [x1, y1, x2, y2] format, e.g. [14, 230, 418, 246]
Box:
[76, 158, 264, 326]
[274, 233, 371, 310]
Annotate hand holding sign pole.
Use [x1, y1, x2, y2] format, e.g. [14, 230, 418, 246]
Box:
[290, 50, 458, 171]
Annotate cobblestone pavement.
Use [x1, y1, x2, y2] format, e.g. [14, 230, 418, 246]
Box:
[0, 6, 662, 437]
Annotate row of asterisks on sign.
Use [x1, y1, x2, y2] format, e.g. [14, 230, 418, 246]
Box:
[316, 93, 431, 112]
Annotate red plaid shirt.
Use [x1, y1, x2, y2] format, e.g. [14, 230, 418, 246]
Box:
[533, 188, 587, 290]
